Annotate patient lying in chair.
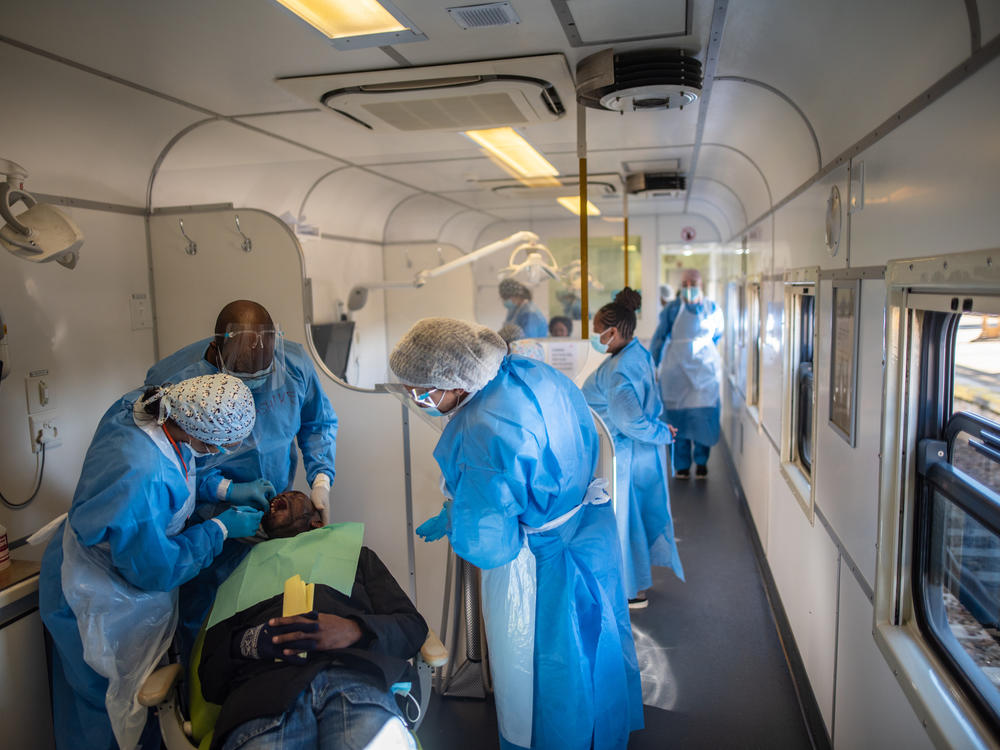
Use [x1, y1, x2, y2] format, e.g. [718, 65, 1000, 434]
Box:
[192, 490, 428, 750]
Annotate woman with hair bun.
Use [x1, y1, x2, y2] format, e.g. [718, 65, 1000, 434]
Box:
[582, 287, 685, 608]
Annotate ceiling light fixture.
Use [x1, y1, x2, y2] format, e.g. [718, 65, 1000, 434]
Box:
[465, 127, 560, 184]
[556, 196, 601, 216]
[273, 0, 425, 49]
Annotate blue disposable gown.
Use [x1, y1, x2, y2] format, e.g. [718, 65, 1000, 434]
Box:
[651, 298, 724, 446]
[435, 355, 643, 750]
[504, 300, 548, 338]
[39, 391, 226, 750]
[146, 339, 338, 500]
[582, 338, 684, 597]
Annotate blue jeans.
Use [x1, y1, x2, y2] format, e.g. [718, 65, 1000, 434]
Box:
[221, 667, 408, 750]
[672, 438, 711, 471]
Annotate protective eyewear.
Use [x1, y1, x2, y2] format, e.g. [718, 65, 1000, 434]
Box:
[222, 327, 283, 349]
[409, 388, 443, 408]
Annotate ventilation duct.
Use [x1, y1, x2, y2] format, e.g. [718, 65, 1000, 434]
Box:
[626, 172, 686, 198]
[276, 54, 572, 131]
[577, 48, 702, 112]
[447, 2, 520, 29]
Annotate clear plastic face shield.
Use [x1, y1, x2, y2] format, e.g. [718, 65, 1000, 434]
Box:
[216, 323, 286, 392]
[379, 382, 453, 433]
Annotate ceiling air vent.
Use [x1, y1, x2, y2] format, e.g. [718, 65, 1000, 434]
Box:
[577, 48, 702, 112]
[447, 2, 520, 29]
[276, 55, 572, 132]
[626, 172, 686, 198]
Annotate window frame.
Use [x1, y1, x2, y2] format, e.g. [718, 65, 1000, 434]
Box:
[874, 247, 1000, 749]
[780, 267, 819, 522]
[745, 276, 762, 412]
[828, 279, 862, 447]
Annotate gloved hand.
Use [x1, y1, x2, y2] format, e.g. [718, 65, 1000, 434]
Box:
[231, 612, 319, 663]
[225, 479, 276, 512]
[415, 500, 451, 542]
[214, 506, 264, 539]
[311, 473, 331, 525]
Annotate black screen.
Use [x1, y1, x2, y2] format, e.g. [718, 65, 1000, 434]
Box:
[310, 321, 355, 381]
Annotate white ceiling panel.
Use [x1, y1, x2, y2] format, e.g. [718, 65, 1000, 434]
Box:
[683, 199, 728, 242]
[983, 4, 1000, 45]
[702, 84, 818, 207]
[160, 120, 338, 171]
[0, 42, 200, 203]
[717, 0, 969, 166]
[688, 178, 745, 234]
[366, 158, 509, 194]
[694, 144, 771, 227]
[303, 168, 417, 241]
[585, 105, 700, 152]
[561, 0, 687, 43]
[0, 0, 396, 115]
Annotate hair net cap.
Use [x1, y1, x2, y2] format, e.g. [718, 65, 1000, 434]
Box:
[390, 318, 507, 392]
[153, 374, 256, 444]
[499, 278, 531, 300]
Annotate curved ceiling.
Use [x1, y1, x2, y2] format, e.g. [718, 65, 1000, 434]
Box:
[1, 0, 991, 243]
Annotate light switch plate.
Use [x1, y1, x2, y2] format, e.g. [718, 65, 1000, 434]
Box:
[25, 373, 54, 414]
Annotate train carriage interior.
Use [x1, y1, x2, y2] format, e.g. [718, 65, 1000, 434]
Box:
[1, 0, 999, 747]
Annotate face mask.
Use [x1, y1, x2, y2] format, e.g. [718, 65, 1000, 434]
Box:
[187, 445, 213, 458]
[235, 367, 272, 390]
[590, 332, 609, 354]
[503, 299, 516, 311]
[682, 286, 700, 303]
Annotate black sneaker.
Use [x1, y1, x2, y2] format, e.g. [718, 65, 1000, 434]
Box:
[628, 592, 649, 609]
[695, 464, 708, 478]
[675, 468, 690, 479]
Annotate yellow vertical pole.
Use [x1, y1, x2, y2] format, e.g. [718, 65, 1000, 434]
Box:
[623, 189, 630, 289]
[578, 103, 589, 338]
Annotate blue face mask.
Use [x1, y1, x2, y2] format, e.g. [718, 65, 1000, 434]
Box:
[682, 286, 700, 303]
[590, 333, 609, 354]
[412, 388, 447, 417]
[502, 299, 516, 311]
[237, 368, 271, 390]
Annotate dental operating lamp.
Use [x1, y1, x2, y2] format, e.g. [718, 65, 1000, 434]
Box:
[347, 230, 545, 311]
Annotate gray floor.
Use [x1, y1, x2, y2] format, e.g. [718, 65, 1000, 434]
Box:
[416, 448, 813, 749]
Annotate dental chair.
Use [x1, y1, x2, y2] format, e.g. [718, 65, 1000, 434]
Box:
[139, 629, 449, 749]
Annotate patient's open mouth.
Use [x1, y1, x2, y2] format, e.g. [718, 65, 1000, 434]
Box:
[270, 497, 288, 513]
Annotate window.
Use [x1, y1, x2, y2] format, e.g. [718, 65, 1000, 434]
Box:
[915, 310, 1000, 729]
[746, 281, 761, 408]
[780, 270, 818, 519]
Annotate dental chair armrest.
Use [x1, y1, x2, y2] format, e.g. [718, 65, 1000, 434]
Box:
[138, 663, 183, 707]
[419, 629, 448, 668]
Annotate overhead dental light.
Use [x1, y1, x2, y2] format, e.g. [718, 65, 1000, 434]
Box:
[464, 128, 561, 187]
[498, 241, 560, 285]
[556, 195, 601, 216]
[1, 160, 83, 270]
[348, 230, 541, 311]
[272, 0, 425, 49]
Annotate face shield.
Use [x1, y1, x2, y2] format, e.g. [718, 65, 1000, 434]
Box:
[216, 323, 286, 391]
[379, 382, 448, 433]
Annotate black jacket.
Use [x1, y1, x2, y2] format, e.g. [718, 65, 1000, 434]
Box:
[198, 546, 428, 748]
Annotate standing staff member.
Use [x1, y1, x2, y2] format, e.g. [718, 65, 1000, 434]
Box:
[498, 278, 548, 339]
[39, 374, 262, 750]
[391, 318, 642, 750]
[651, 269, 724, 478]
[582, 288, 684, 609]
[147, 300, 338, 521]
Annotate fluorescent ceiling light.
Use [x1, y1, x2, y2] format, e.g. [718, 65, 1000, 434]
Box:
[274, 0, 407, 39]
[556, 196, 601, 216]
[465, 128, 560, 183]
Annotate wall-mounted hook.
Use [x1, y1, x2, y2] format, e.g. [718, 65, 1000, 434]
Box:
[178, 218, 197, 255]
[235, 214, 252, 253]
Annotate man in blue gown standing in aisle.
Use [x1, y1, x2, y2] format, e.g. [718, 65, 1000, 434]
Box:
[651, 269, 724, 478]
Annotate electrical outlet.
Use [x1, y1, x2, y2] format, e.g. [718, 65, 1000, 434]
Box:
[28, 413, 61, 453]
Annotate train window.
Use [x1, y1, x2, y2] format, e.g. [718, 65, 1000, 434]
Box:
[780, 273, 818, 518]
[915, 310, 1000, 727]
[746, 281, 761, 408]
[726, 281, 745, 384]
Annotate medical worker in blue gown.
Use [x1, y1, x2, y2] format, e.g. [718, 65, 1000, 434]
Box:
[39, 374, 263, 750]
[390, 318, 643, 750]
[582, 288, 684, 609]
[650, 269, 724, 478]
[498, 278, 548, 339]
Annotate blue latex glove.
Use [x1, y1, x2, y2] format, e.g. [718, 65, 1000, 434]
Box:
[215, 506, 264, 538]
[226, 479, 276, 512]
[232, 612, 319, 663]
[415, 501, 451, 542]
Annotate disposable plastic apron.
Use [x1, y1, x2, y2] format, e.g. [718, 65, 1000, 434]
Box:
[661, 303, 722, 410]
[480, 478, 610, 748]
[62, 410, 196, 750]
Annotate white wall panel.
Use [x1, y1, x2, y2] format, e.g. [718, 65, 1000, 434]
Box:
[0, 43, 198, 203]
[848, 60, 1000, 266]
[834, 561, 934, 750]
[384, 194, 474, 244]
[688, 179, 746, 237]
[983, 4, 1000, 45]
[695, 145, 771, 228]
[0, 211, 154, 549]
[303, 169, 415, 243]
[813, 280, 885, 586]
[760, 278, 785, 443]
[767, 453, 840, 731]
[773, 168, 849, 271]
[737, 416, 773, 553]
